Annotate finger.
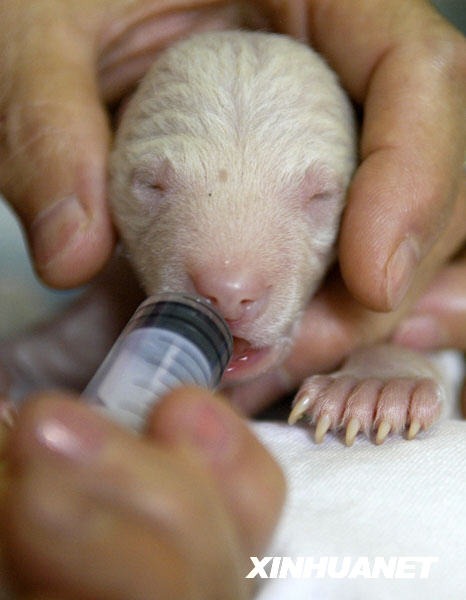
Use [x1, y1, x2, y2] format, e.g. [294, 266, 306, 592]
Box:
[98, 2, 272, 103]
[3, 392, 251, 599]
[146, 386, 286, 557]
[252, 0, 308, 41]
[392, 254, 466, 351]
[96, 0, 309, 104]
[340, 38, 465, 311]
[6, 464, 248, 600]
[0, 253, 143, 400]
[0, 8, 114, 288]
[309, 0, 466, 311]
[5, 463, 238, 600]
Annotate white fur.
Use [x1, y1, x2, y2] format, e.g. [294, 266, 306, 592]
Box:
[110, 31, 357, 358]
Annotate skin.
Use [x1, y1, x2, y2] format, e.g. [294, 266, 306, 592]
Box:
[0, 0, 464, 596]
[0, 389, 285, 599]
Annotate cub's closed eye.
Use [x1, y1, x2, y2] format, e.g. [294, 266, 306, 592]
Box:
[132, 169, 168, 207]
[133, 177, 166, 205]
[131, 158, 173, 206]
[148, 183, 165, 193]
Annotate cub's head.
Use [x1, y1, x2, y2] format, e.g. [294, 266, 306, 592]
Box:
[110, 32, 357, 382]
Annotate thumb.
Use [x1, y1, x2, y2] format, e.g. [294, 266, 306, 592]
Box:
[147, 387, 286, 557]
[0, 11, 114, 288]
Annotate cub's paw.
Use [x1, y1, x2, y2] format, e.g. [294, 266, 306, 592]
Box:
[289, 374, 443, 446]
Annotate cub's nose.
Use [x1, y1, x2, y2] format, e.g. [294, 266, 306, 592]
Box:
[190, 264, 270, 322]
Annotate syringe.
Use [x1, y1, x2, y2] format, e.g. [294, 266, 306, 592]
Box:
[82, 293, 233, 430]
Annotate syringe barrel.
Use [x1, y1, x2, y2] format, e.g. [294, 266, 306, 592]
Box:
[82, 293, 233, 430]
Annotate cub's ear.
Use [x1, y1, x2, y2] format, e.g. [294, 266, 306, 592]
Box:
[131, 158, 173, 208]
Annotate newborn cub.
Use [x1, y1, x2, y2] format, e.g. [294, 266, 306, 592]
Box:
[110, 30, 447, 445]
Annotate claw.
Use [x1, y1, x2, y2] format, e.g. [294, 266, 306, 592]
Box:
[315, 413, 332, 444]
[345, 417, 360, 446]
[407, 420, 421, 440]
[288, 394, 313, 425]
[375, 421, 391, 445]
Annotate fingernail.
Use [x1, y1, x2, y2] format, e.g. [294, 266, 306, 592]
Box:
[36, 406, 105, 462]
[31, 195, 88, 267]
[386, 237, 420, 309]
[392, 314, 446, 350]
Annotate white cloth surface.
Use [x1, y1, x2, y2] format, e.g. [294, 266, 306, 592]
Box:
[252, 351, 465, 599]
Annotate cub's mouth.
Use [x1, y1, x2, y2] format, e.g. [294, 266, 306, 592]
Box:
[222, 336, 287, 384]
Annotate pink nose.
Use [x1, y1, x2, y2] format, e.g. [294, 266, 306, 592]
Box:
[190, 265, 270, 322]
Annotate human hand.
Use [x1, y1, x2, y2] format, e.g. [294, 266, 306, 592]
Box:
[0, 254, 144, 399]
[308, 0, 466, 348]
[0, 388, 285, 599]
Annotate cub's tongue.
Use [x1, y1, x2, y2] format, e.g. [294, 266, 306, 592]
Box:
[232, 337, 252, 361]
[223, 336, 274, 382]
